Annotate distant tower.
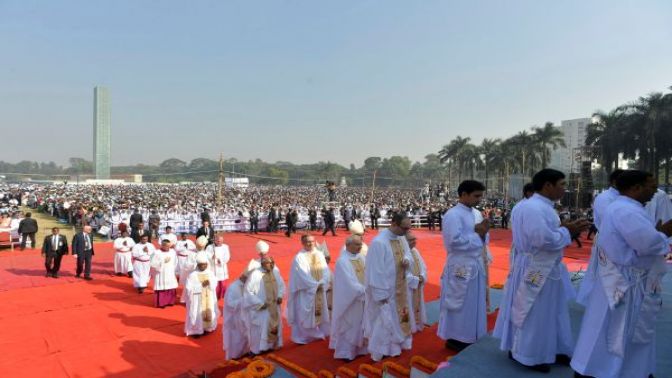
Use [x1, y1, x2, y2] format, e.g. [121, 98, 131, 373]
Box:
[93, 86, 111, 179]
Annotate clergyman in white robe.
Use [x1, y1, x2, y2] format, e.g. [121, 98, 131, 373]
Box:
[113, 232, 135, 277]
[131, 237, 156, 293]
[329, 235, 367, 360]
[494, 190, 582, 371]
[245, 257, 286, 354]
[223, 275, 250, 359]
[184, 252, 218, 336]
[571, 185, 672, 378]
[405, 232, 428, 333]
[247, 240, 270, 272]
[364, 220, 414, 362]
[438, 202, 487, 347]
[287, 235, 331, 344]
[151, 241, 178, 308]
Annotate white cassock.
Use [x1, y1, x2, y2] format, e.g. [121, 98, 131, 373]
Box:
[159, 232, 178, 247]
[408, 247, 428, 333]
[132, 242, 156, 288]
[210, 244, 231, 283]
[364, 229, 414, 362]
[571, 195, 669, 378]
[646, 189, 672, 243]
[577, 186, 621, 305]
[493, 193, 574, 366]
[437, 204, 487, 343]
[244, 266, 286, 354]
[184, 268, 218, 336]
[113, 236, 135, 274]
[150, 249, 178, 292]
[175, 239, 197, 276]
[329, 251, 367, 360]
[223, 279, 249, 360]
[507, 199, 527, 271]
[287, 249, 331, 344]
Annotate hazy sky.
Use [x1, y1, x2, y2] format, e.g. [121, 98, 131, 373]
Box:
[1, 1, 671, 168]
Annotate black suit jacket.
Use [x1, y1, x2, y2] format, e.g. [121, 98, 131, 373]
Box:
[196, 226, 215, 244]
[129, 213, 143, 229]
[71, 232, 95, 256]
[42, 234, 68, 255]
[18, 218, 38, 234]
[130, 228, 151, 243]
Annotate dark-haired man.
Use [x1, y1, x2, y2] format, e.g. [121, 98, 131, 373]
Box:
[494, 169, 590, 373]
[571, 170, 672, 378]
[576, 169, 625, 305]
[364, 212, 414, 361]
[18, 212, 38, 250]
[438, 180, 489, 351]
[42, 227, 68, 278]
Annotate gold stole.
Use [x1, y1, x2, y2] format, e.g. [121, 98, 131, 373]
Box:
[411, 249, 422, 327]
[263, 271, 280, 345]
[197, 272, 213, 328]
[390, 239, 411, 336]
[350, 258, 365, 285]
[309, 252, 325, 324]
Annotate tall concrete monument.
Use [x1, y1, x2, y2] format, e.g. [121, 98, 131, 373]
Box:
[93, 86, 111, 179]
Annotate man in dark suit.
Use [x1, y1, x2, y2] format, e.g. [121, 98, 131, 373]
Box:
[370, 205, 381, 230]
[42, 227, 68, 278]
[196, 220, 215, 245]
[130, 221, 151, 243]
[308, 208, 318, 231]
[249, 207, 259, 234]
[129, 209, 143, 230]
[18, 212, 39, 250]
[72, 225, 95, 280]
[322, 207, 336, 236]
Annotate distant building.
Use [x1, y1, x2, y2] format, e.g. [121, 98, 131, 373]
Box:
[548, 118, 591, 174]
[93, 86, 111, 179]
[225, 177, 249, 188]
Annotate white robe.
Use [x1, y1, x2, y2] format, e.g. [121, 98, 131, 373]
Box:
[577, 187, 621, 305]
[150, 249, 178, 291]
[646, 189, 672, 244]
[244, 267, 286, 354]
[438, 203, 487, 343]
[184, 269, 218, 336]
[364, 229, 414, 362]
[131, 242, 156, 288]
[210, 244, 231, 282]
[287, 249, 331, 344]
[159, 232, 178, 246]
[408, 247, 428, 333]
[113, 237, 135, 273]
[493, 193, 574, 366]
[175, 239, 197, 276]
[223, 279, 249, 359]
[571, 195, 669, 378]
[329, 251, 367, 360]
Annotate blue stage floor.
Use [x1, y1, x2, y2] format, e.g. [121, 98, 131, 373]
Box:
[433, 265, 672, 377]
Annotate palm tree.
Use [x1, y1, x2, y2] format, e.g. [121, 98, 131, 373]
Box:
[438, 136, 472, 183]
[508, 131, 536, 178]
[586, 110, 627, 175]
[479, 138, 501, 190]
[533, 122, 566, 168]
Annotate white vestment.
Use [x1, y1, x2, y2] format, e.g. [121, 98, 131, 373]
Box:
[287, 249, 331, 344]
[571, 195, 669, 378]
[408, 247, 428, 333]
[364, 229, 414, 362]
[223, 279, 249, 359]
[577, 187, 621, 305]
[438, 204, 487, 343]
[329, 251, 367, 360]
[646, 189, 672, 244]
[131, 242, 156, 288]
[493, 193, 575, 366]
[210, 244, 230, 282]
[184, 269, 218, 336]
[159, 232, 178, 246]
[150, 249, 178, 291]
[113, 237, 135, 273]
[244, 266, 286, 354]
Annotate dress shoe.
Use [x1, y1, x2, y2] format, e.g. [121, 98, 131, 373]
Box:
[509, 352, 550, 373]
[445, 339, 470, 352]
[52, 274, 59, 279]
[127, 272, 133, 278]
[84, 276, 93, 281]
[76, 274, 81, 278]
[555, 354, 571, 365]
[45, 272, 51, 277]
[574, 372, 595, 378]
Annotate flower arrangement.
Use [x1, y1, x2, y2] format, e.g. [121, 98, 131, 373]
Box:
[358, 363, 383, 378]
[382, 361, 410, 377]
[336, 366, 357, 378]
[410, 356, 438, 374]
[267, 353, 318, 378]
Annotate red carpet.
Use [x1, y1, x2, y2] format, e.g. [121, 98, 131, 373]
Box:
[0, 228, 592, 377]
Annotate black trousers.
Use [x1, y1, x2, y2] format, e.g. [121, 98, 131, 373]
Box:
[250, 220, 258, 233]
[371, 218, 378, 229]
[322, 224, 336, 236]
[310, 220, 317, 231]
[45, 253, 64, 275]
[76, 250, 93, 277]
[20, 233, 36, 249]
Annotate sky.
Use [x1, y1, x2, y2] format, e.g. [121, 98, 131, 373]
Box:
[1, 0, 671, 168]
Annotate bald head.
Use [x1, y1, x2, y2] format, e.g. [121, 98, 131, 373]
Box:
[345, 235, 363, 254]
